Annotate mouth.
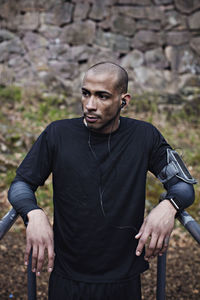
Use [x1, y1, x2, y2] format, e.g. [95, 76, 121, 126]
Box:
[84, 114, 99, 123]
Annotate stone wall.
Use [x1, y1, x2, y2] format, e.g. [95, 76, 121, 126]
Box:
[0, 0, 200, 99]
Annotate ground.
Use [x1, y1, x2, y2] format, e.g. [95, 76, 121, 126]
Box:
[0, 88, 200, 299]
[0, 220, 199, 300]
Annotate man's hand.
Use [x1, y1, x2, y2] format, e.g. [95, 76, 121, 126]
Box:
[135, 200, 177, 261]
[25, 209, 54, 276]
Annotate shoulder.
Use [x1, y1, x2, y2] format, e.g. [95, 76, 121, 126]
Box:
[121, 117, 159, 133]
[45, 117, 82, 133]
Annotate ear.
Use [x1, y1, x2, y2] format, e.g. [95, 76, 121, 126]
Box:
[121, 93, 131, 106]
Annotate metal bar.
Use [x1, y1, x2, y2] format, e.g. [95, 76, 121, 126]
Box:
[177, 211, 200, 244]
[0, 209, 37, 299]
[156, 208, 200, 300]
[156, 252, 167, 300]
[28, 250, 37, 300]
[0, 208, 18, 240]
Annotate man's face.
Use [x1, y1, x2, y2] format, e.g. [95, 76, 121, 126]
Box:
[81, 70, 122, 134]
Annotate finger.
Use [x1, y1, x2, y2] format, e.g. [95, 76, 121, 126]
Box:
[135, 230, 151, 256]
[36, 245, 45, 276]
[152, 235, 165, 257]
[24, 242, 31, 266]
[31, 245, 38, 273]
[145, 234, 158, 260]
[47, 242, 55, 273]
[159, 236, 170, 255]
[135, 220, 146, 239]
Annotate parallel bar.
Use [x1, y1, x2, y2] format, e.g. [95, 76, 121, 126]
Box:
[0, 208, 18, 240]
[28, 250, 37, 300]
[156, 252, 167, 300]
[177, 211, 200, 244]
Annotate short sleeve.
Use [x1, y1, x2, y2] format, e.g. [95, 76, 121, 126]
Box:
[148, 126, 171, 177]
[16, 124, 54, 187]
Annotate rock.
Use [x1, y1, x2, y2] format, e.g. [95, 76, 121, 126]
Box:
[165, 45, 200, 74]
[48, 44, 70, 61]
[133, 66, 167, 91]
[0, 64, 15, 85]
[0, 38, 25, 63]
[0, 30, 16, 42]
[53, 3, 74, 26]
[89, 0, 109, 21]
[41, 72, 79, 97]
[188, 11, 200, 30]
[16, 0, 62, 11]
[175, 0, 200, 14]
[23, 32, 48, 51]
[74, 3, 90, 20]
[121, 50, 144, 69]
[165, 46, 177, 71]
[117, 0, 151, 5]
[40, 13, 56, 25]
[87, 47, 119, 66]
[25, 48, 48, 68]
[153, 0, 173, 3]
[179, 74, 200, 90]
[136, 20, 161, 31]
[0, 0, 19, 19]
[110, 15, 136, 36]
[145, 47, 168, 69]
[132, 30, 164, 50]
[111, 6, 146, 19]
[112, 5, 165, 21]
[48, 61, 79, 80]
[164, 10, 187, 30]
[144, 6, 165, 21]
[60, 21, 96, 45]
[178, 47, 200, 74]
[39, 25, 62, 40]
[190, 37, 200, 55]
[65, 45, 96, 63]
[166, 31, 190, 46]
[16, 12, 40, 31]
[8, 55, 28, 71]
[95, 29, 131, 53]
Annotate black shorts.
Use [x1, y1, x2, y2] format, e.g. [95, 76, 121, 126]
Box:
[48, 271, 141, 300]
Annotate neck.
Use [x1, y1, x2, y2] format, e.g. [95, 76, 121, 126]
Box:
[83, 117, 120, 134]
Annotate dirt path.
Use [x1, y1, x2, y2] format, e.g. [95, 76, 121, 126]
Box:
[0, 226, 199, 300]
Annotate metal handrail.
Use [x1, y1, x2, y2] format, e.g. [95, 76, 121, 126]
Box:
[156, 209, 200, 300]
[0, 209, 37, 300]
[1, 205, 200, 300]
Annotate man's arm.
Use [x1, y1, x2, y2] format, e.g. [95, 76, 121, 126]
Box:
[135, 148, 196, 261]
[8, 179, 54, 276]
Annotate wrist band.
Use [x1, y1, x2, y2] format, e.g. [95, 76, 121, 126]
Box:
[165, 197, 180, 211]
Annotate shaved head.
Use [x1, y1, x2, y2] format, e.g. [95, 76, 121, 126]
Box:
[85, 62, 128, 94]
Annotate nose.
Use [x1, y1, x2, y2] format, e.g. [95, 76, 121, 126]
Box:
[85, 95, 97, 111]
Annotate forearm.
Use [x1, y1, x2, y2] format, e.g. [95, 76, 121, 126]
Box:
[8, 179, 41, 224]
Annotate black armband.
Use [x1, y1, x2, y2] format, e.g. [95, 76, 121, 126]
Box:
[8, 180, 41, 225]
[157, 149, 196, 212]
[158, 148, 197, 185]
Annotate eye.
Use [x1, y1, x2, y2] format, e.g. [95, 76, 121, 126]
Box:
[98, 93, 109, 100]
[82, 90, 90, 97]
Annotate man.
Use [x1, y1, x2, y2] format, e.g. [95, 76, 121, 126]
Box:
[8, 62, 196, 299]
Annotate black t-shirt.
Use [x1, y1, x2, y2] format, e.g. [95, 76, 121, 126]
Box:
[16, 117, 171, 283]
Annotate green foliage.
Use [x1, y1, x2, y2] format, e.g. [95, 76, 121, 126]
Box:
[131, 93, 158, 114]
[1, 87, 200, 222]
[169, 98, 200, 125]
[0, 86, 22, 103]
[5, 169, 16, 186]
